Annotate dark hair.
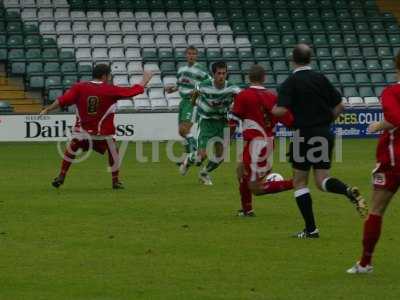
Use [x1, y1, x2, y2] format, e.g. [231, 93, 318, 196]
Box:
[249, 64, 266, 83]
[92, 64, 111, 79]
[186, 45, 198, 53]
[212, 61, 227, 74]
[396, 50, 400, 71]
[292, 44, 312, 65]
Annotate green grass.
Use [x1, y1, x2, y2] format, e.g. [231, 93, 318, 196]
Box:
[0, 140, 399, 300]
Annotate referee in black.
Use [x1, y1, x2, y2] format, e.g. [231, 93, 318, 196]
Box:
[272, 44, 368, 238]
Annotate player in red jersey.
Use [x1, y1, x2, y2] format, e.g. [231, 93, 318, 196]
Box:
[229, 65, 294, 217]
[40, 64, 153, 189]
[347, 52, 400, 274]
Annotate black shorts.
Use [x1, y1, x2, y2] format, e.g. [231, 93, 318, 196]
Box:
[288, 127, 334, 171]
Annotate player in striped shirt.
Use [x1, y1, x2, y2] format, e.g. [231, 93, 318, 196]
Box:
[165, 46, 211, 160]
[180, 61, 241, 185]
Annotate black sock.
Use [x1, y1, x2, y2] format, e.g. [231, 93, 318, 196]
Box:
[295, 188, 316, 233]
[323, 177, 348, 195]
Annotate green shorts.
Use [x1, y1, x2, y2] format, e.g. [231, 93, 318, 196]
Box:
[197, 118, 228, 150]
[178, 99, 195, 124]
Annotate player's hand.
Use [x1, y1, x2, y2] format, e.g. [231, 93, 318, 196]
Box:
[165, 86, 177, 94]
[40, 107, 49, 115]
[191, 90, 200, 106]
[140, 70, 153, 87]
[368, 122, 382, 133]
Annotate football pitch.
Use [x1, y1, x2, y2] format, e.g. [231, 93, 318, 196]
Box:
[1, 139, 399, 300]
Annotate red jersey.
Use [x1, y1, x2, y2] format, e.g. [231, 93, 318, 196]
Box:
[58, 81, 144, 136]
[376, 83, 400, 171]
[230, 86, 293, 141]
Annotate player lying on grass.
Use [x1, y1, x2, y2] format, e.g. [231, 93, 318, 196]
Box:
[40, 64, 153, 189]
[179, 61, 241, 186]
[165, 46, 211, 162]
[347, 51, 400, 274]
[229, 64, 295, 217]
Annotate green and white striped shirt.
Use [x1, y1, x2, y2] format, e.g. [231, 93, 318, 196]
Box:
[176, 63, 211, 101]
[196, 79, 241, 120]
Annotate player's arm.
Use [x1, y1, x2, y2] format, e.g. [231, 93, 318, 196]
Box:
[368, 120, 395, 133]
[272, 79, 292, 117]
[332, 102, 345, 120]
[190, 83, 201, 106]
[40, 84, 79, 114]
[228, 92, 244, 137]
[112, 71, 153, 99]
[368, 88, 400, 133]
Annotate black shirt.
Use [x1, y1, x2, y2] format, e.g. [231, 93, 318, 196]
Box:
[277, 68, 342, 129]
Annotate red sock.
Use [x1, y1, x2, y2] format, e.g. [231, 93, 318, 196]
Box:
[239, 177, 253, 213]
[360, 214, 382, 267]
[107, 140, 120, 184]
[260, 180, 293, 194]
[59, 140, 80, 178]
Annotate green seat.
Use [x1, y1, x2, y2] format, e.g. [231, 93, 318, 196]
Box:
[340, 22, 354, 32]
[251, 35, 266, 46]
[385, 73, 397, 83]
[181, 0, 195, 8]
[26, 49, 42, 61]
[266, 35, 280, 46]
[257, 61, 271, 72]
[370, 22, 385, 32]
[44, 62, 61, 74]
[269, 48, 284, 59]
[0, 35, 6, 48]
[174, 48, 186, 61]
[63, 75, 78, 88]
[211, 0, 225, 8]
[196, 0, 210, 9]
[243, 0, 256, 8]
[347, 47, 362, 58]
[352, 9, 366, 19]
[260, 11, 274, 19]
[7, 22, 22, 33]
[213, 11, 228, 20]
[159, 48, 173, 60]
[227, 61, 241, 73]
[279, 22, 293, 32]
[238, 48, 254, 60]
[8, 49, 24, 61]
[27, 62, 43, 75]
[206, 48, 221, 60]
[337, 10, 351, 19]
[325, 22, 339, 32]
[230, 10, 244, 20]
[59, 50, 75, 61]
[355, 73, 371, 84]
[275, 10, 290, 20]
[61, 62, 77, 74]
[332, 48, 346, 58]
[24, 35, 41, 48]
[118, 0, 136, 8]
[359, 87, 374, 97]
[265, 74, 275, 85]
[343, 87, 359, 97]
[142, 48, 157, 60]
[0, 22, 5, 34]
[263, 22, 278, 34]
[321, 10, 336, 20]
[310, 22, 324, 32]
[313, 35, 328, 45]
[359, 35, 374, 45]
[45, 76, 62, 88]
[48, 89, 64, 103]
[11, 62, 26, 74]
[228, 74, 243, 85]
[222, 48, 238, 59]
[389, 35, 400, 45]
[23, 24, 39, 34]
[387, 23, 400, 32]
[362, 47, 377, 57]
[351, 60, 366, 71]
[254, 48, 268, 59]
[370, 73, 385, 84]
[326, 73, 338, 84]
[377, 47, 392, 57]
[42, 37, 57, 48]
[320, 60, 334, 71]
[307, 10, 320, 21]
[343, 34, 357, 44]
[382, 59, 394, 71]
[316, 48, 330, 58]
[276, 74, 287, 85]
[355, 22, 369, 32]
[273, 61, 288, 72]
[282, 35, 296, 46]
[79, 75, 92, 82]
[241, 61, 254, 72]
[245, 10, 258, 21]
[42, 49, 58, 60]
[291, 10, 305, 19]
[7, 35, 24, 48]
[335, 60, 350, 72]
[29, 76, 45, 88]
[294, 22, 309, 32]
[366, 60, 381, 71]
[327, 35, 343, 46]
[87, 0, 102, 9]
[248, 22, 263, 33]
[374, 86, 385, 97]
[339, 73, 354, 85]
[5, 11, 20, 20]
[297, 35, 312, 44]
[232, 22, 247, 33]
[160, 62, 176, 73]
[0, 49, 7, 60]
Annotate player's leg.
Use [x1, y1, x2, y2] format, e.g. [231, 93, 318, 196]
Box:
[347, 189, 394, 274]
[104, 138, 123, 189]
[178, 100, 197, 154]
[52, 138, 86, 188]
[237, 162, 255, 217]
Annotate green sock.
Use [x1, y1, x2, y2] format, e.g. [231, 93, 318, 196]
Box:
[184, 135, 197, 153]
[205, 160, 223, 173]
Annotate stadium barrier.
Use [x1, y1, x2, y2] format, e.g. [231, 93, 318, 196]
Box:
[0, 108, 383, 142]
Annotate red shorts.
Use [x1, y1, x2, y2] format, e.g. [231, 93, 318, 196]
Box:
[70, 137, 115, 155]
[372, 163, 400, 193]
[242, 139, 274, 182]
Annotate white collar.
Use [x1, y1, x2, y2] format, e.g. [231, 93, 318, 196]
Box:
[293, 66, 312, 74]
[249, 85, 266, 89]
[90, 80, 104, 84]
